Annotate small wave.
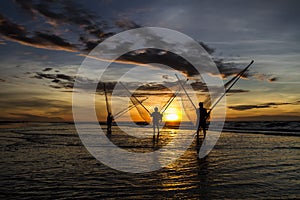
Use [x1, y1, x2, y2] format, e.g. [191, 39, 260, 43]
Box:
[222, 128, 300, 136]
[222, 121, 300, 136]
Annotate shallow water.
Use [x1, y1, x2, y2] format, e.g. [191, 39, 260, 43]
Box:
[1, 123, 299, 199]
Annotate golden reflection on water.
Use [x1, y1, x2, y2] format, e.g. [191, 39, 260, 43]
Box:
[2, 123, 300, 199]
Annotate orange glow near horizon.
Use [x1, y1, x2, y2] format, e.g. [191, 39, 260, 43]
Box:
[165, 113, 179, 121]
[163, 107, 182, 122]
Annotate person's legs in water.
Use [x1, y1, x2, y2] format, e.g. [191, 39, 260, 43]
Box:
[202, 123, 206, 139]
[153, 123, 156, 139]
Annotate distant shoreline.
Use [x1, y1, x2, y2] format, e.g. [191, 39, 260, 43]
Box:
[222, 128, 300, 137]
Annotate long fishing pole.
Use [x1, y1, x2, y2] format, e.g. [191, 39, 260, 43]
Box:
[119, 82, 151, 115]
[175, 74, 197, 110]
[224, 60, 254, 88]
[114, 97, 148, 119]
[203, 60, 253, 108]
[160, 91, 179, 114]
[160, 79, 188, 114]
[207, 60, 254, 116]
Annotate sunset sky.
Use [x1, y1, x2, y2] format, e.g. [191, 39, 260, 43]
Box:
[0, 0, 299, 122]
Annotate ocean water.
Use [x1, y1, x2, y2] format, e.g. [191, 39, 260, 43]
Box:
[1, 122, 299, 199]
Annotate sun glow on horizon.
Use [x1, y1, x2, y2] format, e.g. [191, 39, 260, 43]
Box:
[164, 108, 181, 122]
[165, 113, 179, 121]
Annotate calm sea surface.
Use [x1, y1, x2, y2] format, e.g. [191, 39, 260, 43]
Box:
[1, 122, 299, 199]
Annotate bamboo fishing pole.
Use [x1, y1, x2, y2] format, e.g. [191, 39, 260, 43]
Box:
[160, 79, 189, 114]
[175, 74, 197, 110]
[119, 82, 151, 115]
[207, 60, 254, 117]
[174, 60, 254, 119]
[114, 97, 148, 119]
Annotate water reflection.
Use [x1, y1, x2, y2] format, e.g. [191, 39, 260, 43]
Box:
[157, 141, 210, 199]
[1, 123, 299, 199]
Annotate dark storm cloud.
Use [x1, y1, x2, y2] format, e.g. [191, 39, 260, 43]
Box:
[250, 73, 280, 83]
[3, 0, 248, 79]
[11, 0, 115, 51]
[33, 70, 182, 96]
[33, 71, 115, 91]
[1, 0, 270, 86]
[227, 89, 249, 94]
[214, 59, 250, 78]
[33, 72, 75, 89]
[118, 49, 247, 78]
[228, 101, 299, 111]
[130, 91, 180, 98]
[42, 67, 52, 72]
[34, 32, 76, 50]
[115, 18, 141, 30]
[133, 83, 172, 91]
[199, 42, 215, 55]
[98, 81, 175, 95]
[268, 77, 279, 82]
[35, 72, 74, 82]
[190, 81, 207, 92]
[183, 80, 249, 94]
[13, 0, 107, 36]
[119, 49, 196, 77]
[33, 65, 251, 98]
[0, 15, 77, 52]
[112, 82, 179, 98]
[162, 75, 169, 79]
[0, 1, 112, 51]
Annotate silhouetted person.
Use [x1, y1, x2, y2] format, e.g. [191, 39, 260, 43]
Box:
[151, 107, 162, 138]
[107, 112, 113, 135]
[196, 102, 209, 144]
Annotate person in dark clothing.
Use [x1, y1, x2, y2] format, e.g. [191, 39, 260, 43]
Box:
[151, 107, 162, 138]
[107, 112, 113, 135]
[196, 102, 209, 141]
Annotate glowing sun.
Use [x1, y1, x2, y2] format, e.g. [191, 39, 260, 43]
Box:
[165, 113, 179, 121]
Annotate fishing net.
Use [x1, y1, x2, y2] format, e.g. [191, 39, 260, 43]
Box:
[129, 95, 151, 123]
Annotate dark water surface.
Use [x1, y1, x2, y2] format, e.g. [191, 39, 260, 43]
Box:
[1, 123, 299, 199]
